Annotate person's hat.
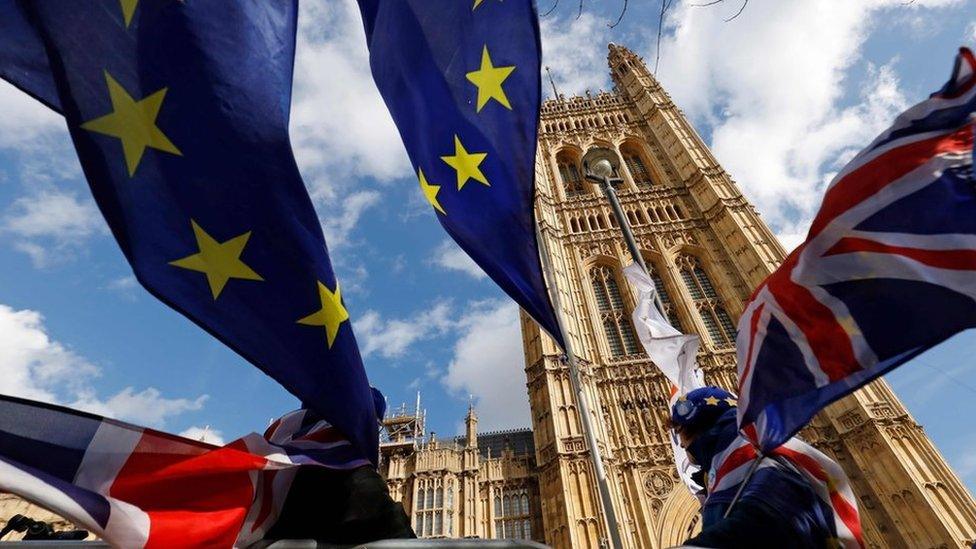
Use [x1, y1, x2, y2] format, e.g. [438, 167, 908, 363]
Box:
[670, 386, 737, 432]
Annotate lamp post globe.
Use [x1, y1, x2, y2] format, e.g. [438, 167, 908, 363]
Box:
[590, 158, 614, 179]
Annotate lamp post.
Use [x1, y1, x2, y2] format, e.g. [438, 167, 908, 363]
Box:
[535, 223, 624, 549]
[583, 153, 667, 316]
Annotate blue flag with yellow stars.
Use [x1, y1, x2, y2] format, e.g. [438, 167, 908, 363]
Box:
[357, 0, 565, 348]
[0, 1, 379, 463]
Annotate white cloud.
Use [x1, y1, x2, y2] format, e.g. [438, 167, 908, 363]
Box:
[103, 275, 140, 301]
[2, 190, 107, 267]
[429, 239, 487, 280]
[441, 300, 531, 431]
[0, 303, 207, 428]
[319, 189, 382, 249]
[654, 0, 960, 242]
[0, 81, 64, 150]
[72, 388, 207, 428]
[179, 425, 226, 446]
[291, 0, 409, 183]
[540, 13, 613, 97]
[354, 301, 454, 359]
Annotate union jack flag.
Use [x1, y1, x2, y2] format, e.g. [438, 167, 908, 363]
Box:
[0, 395, 367, 548]
[708, 435, 863, 548]
[737, 48, 976, 452]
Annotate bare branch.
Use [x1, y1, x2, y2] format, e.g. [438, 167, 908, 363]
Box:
[577, 0, 584, 20]
[608, 0, 629, 28]
[654, 0, 674, 74]
[690, 0, 726, 6]
[724, 0, 749, 22]
[541, 0, 560, 17]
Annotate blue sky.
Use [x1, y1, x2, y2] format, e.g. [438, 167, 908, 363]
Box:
[1, 0, 975, 492]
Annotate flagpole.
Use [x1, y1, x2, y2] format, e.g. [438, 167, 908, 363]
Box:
[535, 221, 624, 549]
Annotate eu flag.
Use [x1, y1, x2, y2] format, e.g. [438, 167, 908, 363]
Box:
[357, 0, 564, 347]
[0, 1, 378, 463]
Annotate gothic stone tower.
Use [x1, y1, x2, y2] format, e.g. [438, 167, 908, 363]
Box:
[521, 43, 976, 549]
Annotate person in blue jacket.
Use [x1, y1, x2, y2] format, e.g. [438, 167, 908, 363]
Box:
[671, 386, 836, 548]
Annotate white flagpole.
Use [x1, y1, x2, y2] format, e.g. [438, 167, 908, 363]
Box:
[535, 221, 624, 549]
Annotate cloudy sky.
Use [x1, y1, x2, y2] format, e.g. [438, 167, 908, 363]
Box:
[1, 0, 975, 491]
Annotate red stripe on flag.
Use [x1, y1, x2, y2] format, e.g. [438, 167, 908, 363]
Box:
[110, 431, 269, 548]
[299, 427, 347, 444]
[250, 470, 279, 534]
[809, 126, 974, 240]
[711, 444, 757, 491]
[830, 487, 865, 548]
[767, 261, 860, 382]
[825, 237, 976, 270]
[774, 447, 864, 547]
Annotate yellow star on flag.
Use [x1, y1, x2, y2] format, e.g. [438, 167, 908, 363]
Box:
[169, 220, 263, 300]
[418, 169, 446, 215]
[441, 135, 489, 190]
[703, 396, 721, 406]
[473, 0, 484, 8]
[81, 71, 182, 177]
[466, 46, 515, 112]
[297, 280, 350, 348]
[120, 0, 138, 27]
[725, 397, 738, 407]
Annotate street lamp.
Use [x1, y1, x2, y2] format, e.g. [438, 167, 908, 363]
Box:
[582, 148, 666, 315]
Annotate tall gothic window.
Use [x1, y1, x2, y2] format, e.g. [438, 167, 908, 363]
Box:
[622, 148, 653, 188]
[651, 270, 683, 330]
[557, 153, 585, 197]
[415, 480, 447, 537]
[590, 265, 640, 357]
[494, 487, 532, 540]
[677, 256, 736, 348]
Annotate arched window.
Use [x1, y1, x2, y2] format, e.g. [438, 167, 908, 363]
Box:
[556, 152, 585, 198]
[590, 265, 640, 357]
[622, 147, 653, 187]
[651, 270, 683, 330]
[677, 256, 736, 348]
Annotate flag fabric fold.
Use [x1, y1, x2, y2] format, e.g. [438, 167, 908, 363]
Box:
[356, 0, 563, 347]
[736, 47, 976, 452]
[0, 1, 378, 462]
[0, 395, 367, 548]
[625, 264, 703, 397]
[625, 264, 705, 492]
[707, 435, 863, 548]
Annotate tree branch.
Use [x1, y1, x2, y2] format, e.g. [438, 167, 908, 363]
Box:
[609, 0, 629, 28]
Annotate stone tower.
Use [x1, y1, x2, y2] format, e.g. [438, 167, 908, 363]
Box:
[521, 43, 976, 549]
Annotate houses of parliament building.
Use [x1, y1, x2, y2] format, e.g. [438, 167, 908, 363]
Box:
[2, 44, 976, 548]
[376, 44, 976, 548]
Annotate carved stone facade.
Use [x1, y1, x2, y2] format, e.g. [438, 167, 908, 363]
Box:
[519, 43, 976, 549]
[379, 405, 545, 543]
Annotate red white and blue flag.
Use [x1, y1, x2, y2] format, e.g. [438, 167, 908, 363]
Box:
[0, 395, 367, 548]
[707, 435, 863, 548]
[737, 47, 976, 452]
